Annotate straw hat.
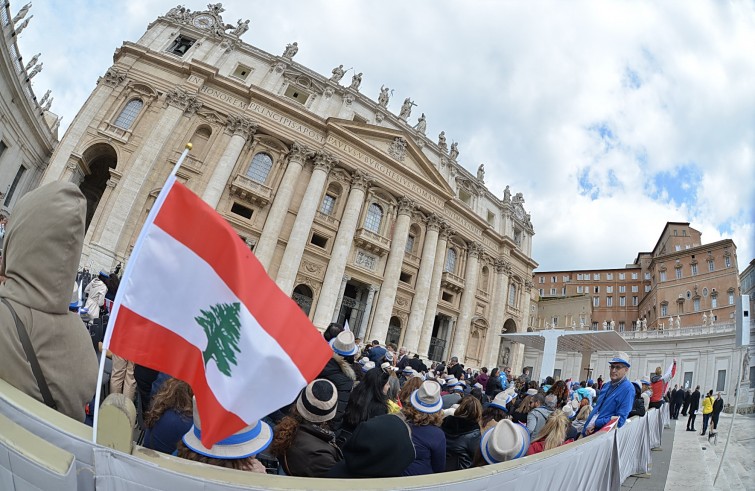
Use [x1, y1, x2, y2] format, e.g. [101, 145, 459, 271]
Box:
[446, 377, 460, 388]
[489, 392, 513, 412]
[362, 361, 376, 372]
[182, 401, 272, 459]
[608, 351, 631, 367]
[410, 380, 443, 413]
[296, 379, 338, 423]
[480, 420, 530, 464]
[330, 330, 359, 356]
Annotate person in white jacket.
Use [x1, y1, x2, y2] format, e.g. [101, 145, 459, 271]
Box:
[84, 272, 108, 318]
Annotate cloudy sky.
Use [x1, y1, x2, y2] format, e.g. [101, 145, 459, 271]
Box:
[14, 0, 755, 272]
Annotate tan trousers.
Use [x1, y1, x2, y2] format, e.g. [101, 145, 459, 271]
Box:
[110, 354, 136, 401]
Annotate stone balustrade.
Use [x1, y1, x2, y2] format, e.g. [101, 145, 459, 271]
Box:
[228, 173, 273, 206]
[353, 227, 391, 256]
[620, 322, 735, 340]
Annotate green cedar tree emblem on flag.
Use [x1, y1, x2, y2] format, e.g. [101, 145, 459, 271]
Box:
[195, 302, 242, 377]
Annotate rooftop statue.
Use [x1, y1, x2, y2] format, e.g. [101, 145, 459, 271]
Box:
[283, 41, 298, 59]
[330, 65, 345, 83]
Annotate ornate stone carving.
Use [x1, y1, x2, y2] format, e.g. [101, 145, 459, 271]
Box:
[378, 85, 390, 107]
[106, 178, 119, 189]
[524, 280, 534, 292]
[166, 88, 199, 112]
[425, 213, 442, 231]
[330, 64, 345, 83]
[439, 222, 454, 241]
[414, 113, 427, 135]
[349, 72, 363, 91]
[438, 131, 448, 153]
[388, 137, 407, 162]
[286, 141, 312, 163]
[374, 111, 385, 123]
[101, 67, 127, 87]
[24, 53, 40, 72]
[301, 260, 323, 275]
[414, 137, 426, 149]
[395, 295, 410, 308]
[323, 87, 334, 99]
[449, 142, 459, 161]
[65, 161, 78, 171]
[225, 114, 257, 139]
[282, 42, 298, 59]
[355, 250, 378, 270]
[495, 258, 512, 275]
[343, 93, 354, 106]
[468, 242, 484, 258]
[399, 98, 414, 121]
[397, 197, 416, 216]
[313, 152, 337, 172]
[350, 169, 372, 191]
[273, 62, 286, 74]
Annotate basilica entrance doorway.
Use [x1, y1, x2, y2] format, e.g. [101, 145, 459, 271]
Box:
[336, 282, 367, 333]
[429, 313, 453, 362]
[78, 143, 117, 231]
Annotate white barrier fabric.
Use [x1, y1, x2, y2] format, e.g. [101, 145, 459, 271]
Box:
[616, 415, 651, 481]
[0, 438, 77, 491]
[0, 397, 96, 491]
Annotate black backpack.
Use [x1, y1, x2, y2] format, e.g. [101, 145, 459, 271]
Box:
[629, 396, 646, 418]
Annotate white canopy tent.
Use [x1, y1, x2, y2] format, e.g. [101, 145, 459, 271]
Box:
[501, 329, 634, 382]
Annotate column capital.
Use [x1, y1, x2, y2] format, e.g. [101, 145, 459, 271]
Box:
[105, 178, 119, 189]
[226, 114, 258, 139]
[494, 258, 512, 274]
[99, 67, 127, 87]
[396, 196, 416, 216]
[424, 213, 443, 231]
[368, 284, 379, 294]
[524, 280, 534, 292]
[342, 275, 351, 282]
[349, 169, 372, 191]
[286, 141, 313, 163]
[468, 242, 484, 258]
[313, 152, 337, 172]
[166, 88, 202, 115]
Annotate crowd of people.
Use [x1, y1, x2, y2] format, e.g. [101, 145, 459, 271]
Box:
[0, 182, 718, 481]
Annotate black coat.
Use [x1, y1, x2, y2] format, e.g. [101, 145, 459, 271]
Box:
[683, 391, 691, 404]
[688, 390, 701, 412]
[447, 363, 465, 380]
[673, 389, 685, 404]
[485, 376, 503, 397]
[712, 398, 724, 414]
[281, 422, 342, 477]
[317, 354, 356, 432]
[441, 416, 481, 471]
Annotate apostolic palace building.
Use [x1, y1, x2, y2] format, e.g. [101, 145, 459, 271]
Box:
[38, 4, 538, 371]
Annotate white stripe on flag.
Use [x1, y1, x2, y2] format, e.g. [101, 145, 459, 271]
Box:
[120, 224, 307, 422]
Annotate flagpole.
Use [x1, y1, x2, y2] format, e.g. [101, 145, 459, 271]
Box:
[91, 143, 192, 443]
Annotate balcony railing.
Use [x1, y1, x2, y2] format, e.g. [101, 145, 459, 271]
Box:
[404, 251, 421, 265]
[98, 121, 133, 143]
[314, 211, 340, 230]
[441, 271, 465, 293]
[354, 227, 391, 256]
[228, 173, 273, 207]
[620, 322, 735, 340]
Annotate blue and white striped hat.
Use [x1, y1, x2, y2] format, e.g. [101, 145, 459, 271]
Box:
[410, 381, 443, 413]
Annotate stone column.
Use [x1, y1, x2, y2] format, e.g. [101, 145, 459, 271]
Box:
[311, 170, 371, 329]
[402, 214, 442, 354]
[254, 143, 312, 269]
[43, 67, 127, 184]
[331, 275, 351, 323]
[89, 88, 199, 271]
[81, 174, 121, 264]
[450, 243, 483, 363]
[201, 114, 257, 209]
[275, 153, 336, 294]
[482, 258, 511, 368]
[367, 197, 415, 343]
[417, 224, 451, 358]
[357, 285, 378, 340]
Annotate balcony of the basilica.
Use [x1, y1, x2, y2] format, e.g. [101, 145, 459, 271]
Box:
[228, 173, 273, 207]
[97, 121, 134, 144]
[441, 271, 465, 293]
[354, 227, 391, 256]
[314, 210, 340, 232]
[168, 150, 205, 174]
[620, 322, 737, 340]
[404, 250, 421, 267]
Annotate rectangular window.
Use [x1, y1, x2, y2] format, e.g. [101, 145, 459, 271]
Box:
[552, 317, 558, 327]
[167, 35, 196, 56]
[675, 245, 681, 251]
[563, 275, 571, 282]
[593, 296, 600, 307]
[577, 286, 583, 294]
[606, 286, 613, 293]
[725, 256, 731, 268]
[550, 288, 557, 295]
[539, 276, 545, 284]
[619, 285, 626, 293]
[676, 268, 682, 279]
[441, 291, 454, 303]
[693, 298, 700, 312]
[577, 274, 583, 281]
[645, 285, 651, 292]
[661, 304, 667, 316]
[708, 260, 714, 272]
[606, 273, 613, 280]
[618, 322, 625, 332]
[631, 273, 639, 280]
[320, 194, 336, 215]
[231, 63, 252, 80]
[551, 276, 557, 283]
[619, 273, 626, 280]
[683, 372, 693, 389]
[283, 85, 310, 105]
[606, 296, 613, 307]
[632, 296, 638, 306]
[594, 273, 601, 280]
[399, 271, 413, 284]
[645, 272, 651, 280]
[561, 287, 566, 296]
[3, 165, 27, 206]
[620, 296, 626, 307]
[230, 202, 253, 219]
[712, 296, 718, 308]
[729, 292, 734, 305]
[539, 288, 544, 296]
[592, 322, 599, 330]
[716, 370, 726, 392]
[310, 233, 328, 249]
[632, 285, 639, 293]
[660, 271, 666, 282]
[691, 263, 698, 276]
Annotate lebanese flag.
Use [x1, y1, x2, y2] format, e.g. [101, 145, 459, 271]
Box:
[103, 175, 332, 448]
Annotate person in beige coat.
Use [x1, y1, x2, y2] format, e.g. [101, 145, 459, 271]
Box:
[0, 182, 98, 421]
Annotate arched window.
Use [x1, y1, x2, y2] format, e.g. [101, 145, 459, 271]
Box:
[387, 316, 402, 346]
[190, 125, 212, 158]
[508, 282, 518, 307]
[113, 99, 143, 129]
[319, 182, 341, 216]
[364, 203, 383, 233]
[292, 284, 314, 315]
[480, 266, 490, 292]
[444, 248, 457, 273]
[246, 152, 274, 183]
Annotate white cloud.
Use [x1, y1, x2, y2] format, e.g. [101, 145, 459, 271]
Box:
[11, 0, 755, 272]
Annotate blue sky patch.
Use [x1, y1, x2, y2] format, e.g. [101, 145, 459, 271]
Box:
[578, 168, 600, 200]
[623, 67, 642, 89]
[651, 164, 701, 207]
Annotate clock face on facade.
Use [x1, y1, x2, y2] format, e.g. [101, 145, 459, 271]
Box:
[192, 14, 215, 29]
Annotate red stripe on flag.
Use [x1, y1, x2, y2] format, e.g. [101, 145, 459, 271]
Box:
[109, 306, 246, 448]
[153, 182, 331, 381]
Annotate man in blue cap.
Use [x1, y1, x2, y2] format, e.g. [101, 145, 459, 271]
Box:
[582, 352, 635, 436]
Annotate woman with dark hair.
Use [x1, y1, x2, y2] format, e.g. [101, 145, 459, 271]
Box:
[481, 391, 513, 432]
[270, 379, 342, 477]
[336, 367, 389, 448]
[442, 396, 483, 471]
[143, 378, 193, 454]
[546, 380, 569, 408]
[323, 322, 343, 342]
[485, 368, 503, 399]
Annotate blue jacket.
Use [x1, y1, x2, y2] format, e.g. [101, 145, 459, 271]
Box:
[582, 377, 634, 435]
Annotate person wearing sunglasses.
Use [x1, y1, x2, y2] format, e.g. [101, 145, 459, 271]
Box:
[582, 353, 635, 436]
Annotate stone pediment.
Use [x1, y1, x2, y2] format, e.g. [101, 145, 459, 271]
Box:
[325, 119, 454, 200]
